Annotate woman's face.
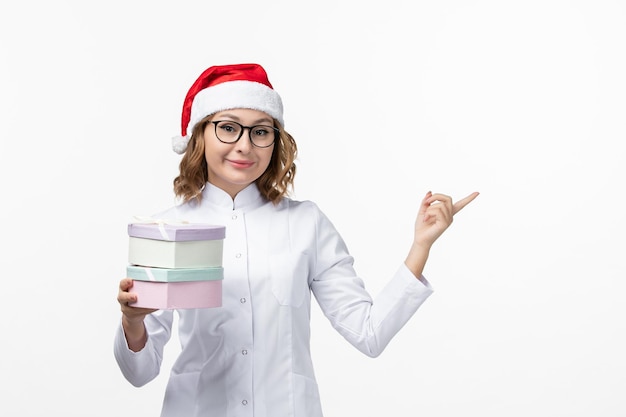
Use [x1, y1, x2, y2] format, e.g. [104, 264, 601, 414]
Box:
[203, 108, 275, 198]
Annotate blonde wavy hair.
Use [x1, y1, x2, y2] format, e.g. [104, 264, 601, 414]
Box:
[173, 114, 297, 205]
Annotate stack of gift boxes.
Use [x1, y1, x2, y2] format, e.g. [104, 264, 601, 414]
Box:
[126, 221, 226, 309]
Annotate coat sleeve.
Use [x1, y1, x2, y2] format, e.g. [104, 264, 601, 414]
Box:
[114, 204, 185, 386]
[113, 309, 175, 387]
[308, 203, 434, 357]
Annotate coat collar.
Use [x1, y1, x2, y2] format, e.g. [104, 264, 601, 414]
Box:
[201, 182, 267, 211]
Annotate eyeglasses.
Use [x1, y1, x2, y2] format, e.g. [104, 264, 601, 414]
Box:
[211, 120, 278, 148]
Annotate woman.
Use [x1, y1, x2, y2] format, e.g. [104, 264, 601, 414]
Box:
[114, 63, 478, 417]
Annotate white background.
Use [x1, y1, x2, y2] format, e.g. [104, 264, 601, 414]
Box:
[1, 1, 624, 416]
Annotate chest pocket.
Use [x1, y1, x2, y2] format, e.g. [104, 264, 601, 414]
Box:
[270, 251, 309, 307]
[267, 202, 316, 308]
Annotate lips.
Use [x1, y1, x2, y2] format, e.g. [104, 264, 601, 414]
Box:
[227, 159, 255, 169]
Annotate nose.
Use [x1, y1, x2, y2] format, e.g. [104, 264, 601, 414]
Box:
[234, 127, 254, 152]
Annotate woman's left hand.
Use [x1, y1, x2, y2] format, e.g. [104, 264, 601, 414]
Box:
[414, 191, 480, 248]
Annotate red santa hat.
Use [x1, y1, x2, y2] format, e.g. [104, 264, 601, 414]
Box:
[172, 63, 284, 154]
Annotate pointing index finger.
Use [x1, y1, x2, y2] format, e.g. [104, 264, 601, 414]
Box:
[452, 192, 480, 215]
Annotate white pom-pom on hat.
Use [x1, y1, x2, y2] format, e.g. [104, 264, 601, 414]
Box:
[172, 63, 284, 154]
[172, 135, 190, 155]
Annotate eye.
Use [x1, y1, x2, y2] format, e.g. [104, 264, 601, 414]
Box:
[253, 126, 271, 136]
[219, 123, 237, 133]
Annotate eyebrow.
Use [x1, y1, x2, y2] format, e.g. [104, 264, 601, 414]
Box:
[218, 112, 273, 125]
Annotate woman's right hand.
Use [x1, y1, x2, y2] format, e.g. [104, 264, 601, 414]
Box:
[117, 278, 158, 351]
[118, 278, 157, 318]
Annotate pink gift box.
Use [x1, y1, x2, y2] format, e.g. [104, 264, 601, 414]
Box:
[129, 280, 222, 309]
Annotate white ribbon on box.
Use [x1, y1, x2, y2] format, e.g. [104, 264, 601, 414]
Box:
[132, 216, 190, 241]
[144, 268, 156, 281]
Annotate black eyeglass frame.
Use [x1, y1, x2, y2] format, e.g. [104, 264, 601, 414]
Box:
[211, 120, 279, 148]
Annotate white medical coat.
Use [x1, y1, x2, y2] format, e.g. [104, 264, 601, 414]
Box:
[114, 183, 433, 417]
